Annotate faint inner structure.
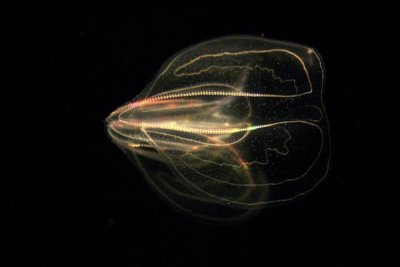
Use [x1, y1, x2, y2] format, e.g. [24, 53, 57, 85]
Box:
[106, 35, 330, 222]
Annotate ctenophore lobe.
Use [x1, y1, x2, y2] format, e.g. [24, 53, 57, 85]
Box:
[106, 35, 330, 223]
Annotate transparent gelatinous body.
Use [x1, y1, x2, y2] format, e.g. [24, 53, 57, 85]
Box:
[106, 35, 330, 222]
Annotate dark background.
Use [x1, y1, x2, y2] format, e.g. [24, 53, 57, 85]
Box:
[4, 3, 396, 266]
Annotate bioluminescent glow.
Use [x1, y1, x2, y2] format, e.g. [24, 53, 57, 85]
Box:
[106, 35, 330, 222]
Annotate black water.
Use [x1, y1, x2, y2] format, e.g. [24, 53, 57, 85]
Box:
[4, 3, 395, 266]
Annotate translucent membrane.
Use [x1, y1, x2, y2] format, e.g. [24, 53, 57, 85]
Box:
[106, 35, 330, 222]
